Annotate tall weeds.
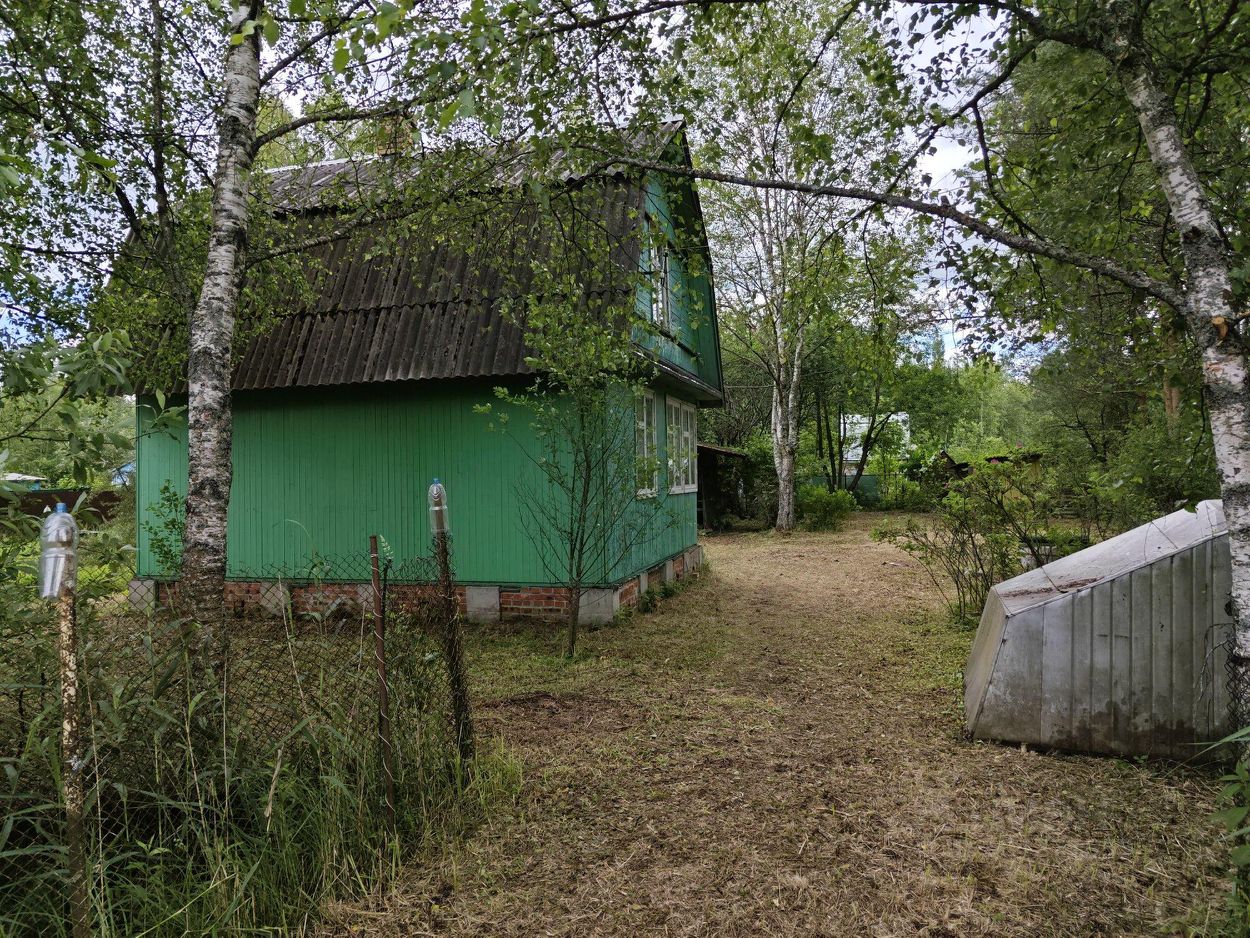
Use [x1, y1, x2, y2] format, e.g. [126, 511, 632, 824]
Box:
[0, 594, 517, 935]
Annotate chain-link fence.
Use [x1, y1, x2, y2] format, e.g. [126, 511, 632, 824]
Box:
[0, 530, 474, 936]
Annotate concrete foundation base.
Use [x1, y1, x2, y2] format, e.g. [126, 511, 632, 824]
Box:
[132, 543, 707, 625]
[466, 585, 501, 623]
[128, 578, 156, 613]
[578, 588, 619, 625]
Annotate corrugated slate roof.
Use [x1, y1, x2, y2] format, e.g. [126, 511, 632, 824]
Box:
[208, 124, 686, 392]
[229, 173, 645, 390]
[261, 121, 684, 215]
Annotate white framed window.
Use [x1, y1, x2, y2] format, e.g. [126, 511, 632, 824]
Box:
[666, 396, 698, 494]
[635, 390, 658, 497]
[645, 218, 672, 332]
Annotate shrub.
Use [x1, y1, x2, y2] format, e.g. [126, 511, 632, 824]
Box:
[882, 478, 929, 511]
[1211, 728, 1250, 931]
[851, 486, 882, 509]
[875, 493, 1019, 627]
[797, 486, 856, 531]
[140, 479, 184, 576]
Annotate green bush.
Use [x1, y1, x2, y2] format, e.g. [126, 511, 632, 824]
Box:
[797, 485, 856, 531]
[875, 491, 1020, 627]
[882, 478, 929, 511]
[851, 486, 881, 509]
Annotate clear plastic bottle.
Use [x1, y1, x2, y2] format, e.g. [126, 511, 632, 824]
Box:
[39, 503, 78, 599]
[428, 479, 449, 536]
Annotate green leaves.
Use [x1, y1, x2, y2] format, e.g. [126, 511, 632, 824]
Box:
[230, 12, 278, 46]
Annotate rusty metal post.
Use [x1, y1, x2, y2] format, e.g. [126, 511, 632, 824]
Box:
[428, 481, 475, 768]
[58, 588, 90, 938]
[369, 535, 396, 833]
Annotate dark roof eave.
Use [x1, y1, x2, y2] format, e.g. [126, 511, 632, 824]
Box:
[697, 443, 747, 458]
[637, 348, 723, 404]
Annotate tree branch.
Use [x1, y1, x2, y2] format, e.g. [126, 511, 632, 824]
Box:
[591, 152, 1187, 311]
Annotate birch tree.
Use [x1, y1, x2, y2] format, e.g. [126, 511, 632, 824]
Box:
[689, 2, 902, 530]
[602, 0, 1250, 718]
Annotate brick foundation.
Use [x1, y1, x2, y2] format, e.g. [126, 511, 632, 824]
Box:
[138, 544, 703, 624]
[617, 576, 641, 609]
[499, 586, 572, 618]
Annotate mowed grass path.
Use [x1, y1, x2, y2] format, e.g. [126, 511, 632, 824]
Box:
[331, 514, 1228, 936]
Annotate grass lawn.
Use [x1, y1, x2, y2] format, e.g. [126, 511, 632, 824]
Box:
[327, 513, 1228, 936]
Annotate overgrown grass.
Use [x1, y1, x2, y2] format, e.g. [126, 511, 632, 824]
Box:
[0, 606, 521, 936]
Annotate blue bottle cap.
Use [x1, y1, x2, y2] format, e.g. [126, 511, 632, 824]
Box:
[54, 502, 67, 513]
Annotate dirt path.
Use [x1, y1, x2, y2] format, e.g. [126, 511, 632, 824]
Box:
[334, 515, 1227, 936]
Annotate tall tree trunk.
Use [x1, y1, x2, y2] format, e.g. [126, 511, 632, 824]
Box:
[772, 381, 797, 531]
[181, 1, 261, 630]
[834, 403, 844, 489]
[845, 420, 873, 492]
[820, 393, 838, 492]
[1162, 323, 1183, 433]
[772, 333, 803, 532]
[1115, 30, 1250, 725]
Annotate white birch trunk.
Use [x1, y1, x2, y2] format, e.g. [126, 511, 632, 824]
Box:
[772, 381, 796, 531]
[1115, 32, 1250, 724]
[181, 1, 262, 630]
[772, 325, 804, 532]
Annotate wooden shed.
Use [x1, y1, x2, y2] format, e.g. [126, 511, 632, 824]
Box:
[965, 500, 1234, 759]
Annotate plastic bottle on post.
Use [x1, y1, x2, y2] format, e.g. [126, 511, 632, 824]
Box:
[428, 479, 449, 536]
[39, 503, 79, 599]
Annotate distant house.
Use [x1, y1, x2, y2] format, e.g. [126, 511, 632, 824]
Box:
[839, 413, 910, 482]
[3, 473, 47, 491]
[133, 122, 723, 622]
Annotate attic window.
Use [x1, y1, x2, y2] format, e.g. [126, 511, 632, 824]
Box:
[645, 218, 672, 332]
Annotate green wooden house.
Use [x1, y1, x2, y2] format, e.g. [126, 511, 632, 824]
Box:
[133, 122, 722, 622]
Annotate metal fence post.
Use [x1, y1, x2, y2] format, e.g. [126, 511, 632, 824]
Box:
[40, 504, 91, 938]
[428, 481, 475, 768]
[369, 535, 396, 834]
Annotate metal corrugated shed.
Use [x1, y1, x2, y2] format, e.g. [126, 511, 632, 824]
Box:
[965, 500, 1234, 759]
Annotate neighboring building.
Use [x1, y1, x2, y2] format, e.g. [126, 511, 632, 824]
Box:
[3, 473, 47, 491]
[965, 499, 1233, 759]
[839, 412, 910, 481]
[133, 122, 722, 622]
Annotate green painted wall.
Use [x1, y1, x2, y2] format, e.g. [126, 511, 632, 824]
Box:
[634, 173, 721, 394]
[136, 381, 698, 586]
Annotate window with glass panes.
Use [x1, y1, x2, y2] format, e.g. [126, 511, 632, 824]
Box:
[635, 390, 658, 496]
[666, 397, 697, 493]
[645, 218, 672, 331]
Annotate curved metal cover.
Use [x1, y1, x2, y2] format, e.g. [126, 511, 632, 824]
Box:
[965, 500, 1234, 759]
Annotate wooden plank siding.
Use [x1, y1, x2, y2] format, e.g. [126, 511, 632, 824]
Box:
[633, 176, 718, 385]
